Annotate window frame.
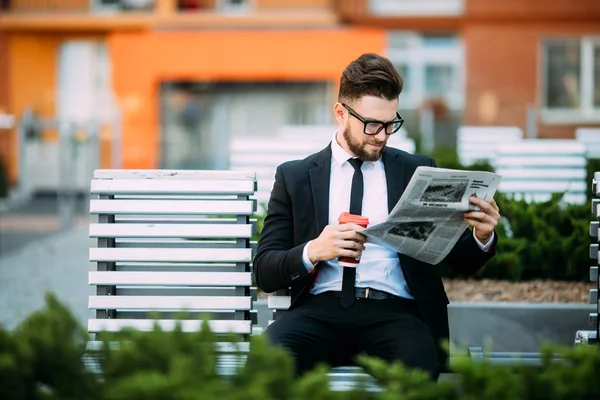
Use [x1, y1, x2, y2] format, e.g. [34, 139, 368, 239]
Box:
[540, 36, 600, 123]
[387, 31, 465, 110]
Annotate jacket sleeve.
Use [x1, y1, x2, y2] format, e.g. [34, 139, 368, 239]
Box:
[443, 228, 497, 275]
[253, 165, 312, 293]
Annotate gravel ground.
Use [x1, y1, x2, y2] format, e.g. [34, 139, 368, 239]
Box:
[443, 278, 595, 303]
[257, 279, 595, 303]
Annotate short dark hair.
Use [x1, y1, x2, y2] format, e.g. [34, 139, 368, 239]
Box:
[338, 53, 403, 104]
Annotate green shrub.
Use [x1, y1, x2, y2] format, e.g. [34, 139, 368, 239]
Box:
[1, 294, 599, 400]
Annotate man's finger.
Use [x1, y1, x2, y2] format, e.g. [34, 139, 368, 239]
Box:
[337, 223, 366, 232]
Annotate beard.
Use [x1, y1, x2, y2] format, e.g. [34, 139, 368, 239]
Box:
[343, 126, 385, 162]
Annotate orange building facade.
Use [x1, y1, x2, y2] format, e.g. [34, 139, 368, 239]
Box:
[1, 0, 599, 187]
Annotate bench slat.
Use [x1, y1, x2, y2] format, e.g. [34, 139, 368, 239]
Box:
[268, 296, 291, 310]
[91, 179, 255, 195]
[499, 181, 586, 192]
[88, 319, 252, 334]
[89, 295, 252, 310]
[94, 169, 256, 180]
[90, 199, 255, 216]
[497, 169, 586, 179]
[495, 157, 586, 167]
[89, 248, 252, 263]
[85, 340, 250, 353]
[90, 223, 252, 239]
[496, 140, 586, 154]
[89, 271, 252, 286]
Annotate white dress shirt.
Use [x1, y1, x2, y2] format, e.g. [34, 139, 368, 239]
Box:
[302, 133, 493, 299]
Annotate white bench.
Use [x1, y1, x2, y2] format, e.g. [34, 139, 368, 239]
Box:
[85, 169, 259, 373]
[229, 125, 415, 204]
[456, 126, 524, 166]
[579, 173, 600, 344]
[494, 139, 588, 205]
[576, 128, 600, 159]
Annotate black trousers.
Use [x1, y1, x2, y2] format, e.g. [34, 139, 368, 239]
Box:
[265, 292, 440, 380]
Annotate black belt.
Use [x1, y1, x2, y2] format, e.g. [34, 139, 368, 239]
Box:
[322, 287, 399, 300]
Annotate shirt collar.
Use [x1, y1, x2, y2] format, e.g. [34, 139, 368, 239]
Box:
[330, 130, 382, 169]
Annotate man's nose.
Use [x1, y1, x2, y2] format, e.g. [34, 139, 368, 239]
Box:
[374, 128, 388, 142]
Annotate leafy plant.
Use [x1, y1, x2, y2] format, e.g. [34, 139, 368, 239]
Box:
[1, 294, 599, 400]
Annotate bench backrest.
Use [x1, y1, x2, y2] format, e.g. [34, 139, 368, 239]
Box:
[229, 125, 415, 204]
[88, 169, 259, 339]
[494, 139, 587, 205]
[456, 126, 524, 166]
[576, 128, 600, 159]
[592, 173, 600, 341]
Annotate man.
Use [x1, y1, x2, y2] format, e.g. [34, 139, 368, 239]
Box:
[253, 53, 500, 380]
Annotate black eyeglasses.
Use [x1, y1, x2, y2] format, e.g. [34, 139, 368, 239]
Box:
[341, 103, 404, 135]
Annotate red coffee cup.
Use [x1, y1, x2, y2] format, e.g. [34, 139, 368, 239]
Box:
[338, 212, 369, 267]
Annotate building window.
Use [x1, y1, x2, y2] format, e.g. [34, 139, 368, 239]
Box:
[388, 32, 464, 110]
[217, 0, 252, 12]
[542, 37, 600, 122]
[369, 0, 463, 16]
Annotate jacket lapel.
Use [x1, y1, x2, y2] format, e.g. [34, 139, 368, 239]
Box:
[382, 148, 406, 213]
[309, 145, 332, 236]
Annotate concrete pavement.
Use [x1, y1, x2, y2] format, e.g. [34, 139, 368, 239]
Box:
[0, 223, 95, 330]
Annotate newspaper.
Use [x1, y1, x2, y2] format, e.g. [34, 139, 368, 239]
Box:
[362, 166, 501, 265]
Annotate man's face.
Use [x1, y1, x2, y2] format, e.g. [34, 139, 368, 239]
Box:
[338, 95, 399, 162]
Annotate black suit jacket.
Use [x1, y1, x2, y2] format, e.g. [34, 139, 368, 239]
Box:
[254, 144, 496, 370]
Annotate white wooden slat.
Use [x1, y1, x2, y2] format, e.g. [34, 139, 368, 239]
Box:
[230, 138, 325, 153]
[90, 223, 252, 239]
[494, 157, 586, 168]
[89, 271, 252, 286]
[496, 141, 586, 155]
[91, 179, 255, 196]
[230, 153, 299, 167]
[509, 192, 587, 204]
[499, 181, 586, 192]
[268, 295, 291, 310]
[90, 199, 255, 215]
[457, 126, 524, 141]
[89, 248, 252, 263]
[496, 169, 586, 179]
[94, 169, 256, 180]
[88, 295, 251, 310]
[86, 340, 250, 353]
[88, 319, 252, 334]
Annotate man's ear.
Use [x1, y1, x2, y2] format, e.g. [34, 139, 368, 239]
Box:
[333, 102, 346, 125]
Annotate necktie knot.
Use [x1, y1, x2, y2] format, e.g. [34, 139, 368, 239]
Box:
[348, 158, 363, 171]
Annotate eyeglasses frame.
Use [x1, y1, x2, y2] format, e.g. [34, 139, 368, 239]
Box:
[341, 102, 405, 136]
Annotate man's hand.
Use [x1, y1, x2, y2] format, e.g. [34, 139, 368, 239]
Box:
[464, 197, 500, 245]
[307, 224, 366, 264]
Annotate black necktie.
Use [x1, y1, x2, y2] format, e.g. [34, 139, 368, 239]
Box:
[341, 158, 364, 308]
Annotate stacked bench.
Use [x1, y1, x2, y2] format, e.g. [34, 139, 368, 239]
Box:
[229, 125, 415, 204]
[576, 128, 600, 159]
[456, 125, 523, 167]
[577, 173, 600, 345]
[494, 139, 588, 205]
[85, 169, 259, 374]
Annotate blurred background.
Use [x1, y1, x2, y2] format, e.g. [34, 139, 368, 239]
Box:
[0, 0, 599, 250]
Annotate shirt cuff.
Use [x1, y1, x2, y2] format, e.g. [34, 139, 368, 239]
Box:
[302, 240, 317, 272]
[473, 229, 495, 252]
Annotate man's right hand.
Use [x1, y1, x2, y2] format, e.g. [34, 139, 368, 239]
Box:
[307, 224, 366, 264]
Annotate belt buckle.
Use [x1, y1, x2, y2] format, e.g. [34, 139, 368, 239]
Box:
[365, 287, 370, 299]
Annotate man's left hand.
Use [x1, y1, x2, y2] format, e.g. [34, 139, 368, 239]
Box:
[464, 197, 500, 245]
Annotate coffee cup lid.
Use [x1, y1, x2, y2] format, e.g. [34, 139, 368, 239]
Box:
[338, 212, 369, 225]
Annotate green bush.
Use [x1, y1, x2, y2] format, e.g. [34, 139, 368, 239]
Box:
[1, 294, 599, 400]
